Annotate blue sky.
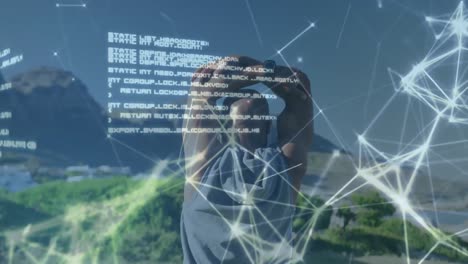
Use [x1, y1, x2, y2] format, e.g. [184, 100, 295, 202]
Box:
[1, 0, 467, 178]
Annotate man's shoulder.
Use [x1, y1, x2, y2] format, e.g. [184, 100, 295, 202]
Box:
[220, 145, 284, 159]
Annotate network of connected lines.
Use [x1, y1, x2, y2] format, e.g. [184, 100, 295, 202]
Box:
[2, 1, 468, 264]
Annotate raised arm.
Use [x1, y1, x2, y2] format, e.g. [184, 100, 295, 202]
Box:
[266, 66, 313, 203]
[182, 56, 266, 200]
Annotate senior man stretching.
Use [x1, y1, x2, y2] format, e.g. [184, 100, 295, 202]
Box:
[180, 56, 313, 264]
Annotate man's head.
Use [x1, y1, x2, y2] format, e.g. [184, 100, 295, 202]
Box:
[223, 89, 271, 151]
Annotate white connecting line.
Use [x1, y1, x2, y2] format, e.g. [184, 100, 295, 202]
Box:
[6, 2, 468, 264]
[350, 2, 468, 263]
[56, 2, 86, 8]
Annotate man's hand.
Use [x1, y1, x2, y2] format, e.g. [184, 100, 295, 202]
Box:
[265, 65, 311, 102]
[184, 56, 314, 204]
[191, 56, 266, 94]
[183, 56, 266, 202]
[264, 65, 313, 204]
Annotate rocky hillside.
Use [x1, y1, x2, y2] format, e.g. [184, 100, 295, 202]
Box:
[0, 66, 348, 174]
[1, 67, 465, 211]
[0, 67, 180, 171]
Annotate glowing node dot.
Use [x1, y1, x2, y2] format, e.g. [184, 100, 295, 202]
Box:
[332, 149, 341, 158]
[448, 99, 457, 108]
[53, 52, 58, 56]
[297, 57, 303, 63]
[389, 164, 401, 173]
[420, 143, 430, 152]
[230, 223, 244, 237]
[450, 18, 468, 35]
[22, 224, 31, 236]
[357, 134, 365, 143]
[186, 175, 197, 186]
[400, 76, 411, 88]
[395, 195, 411, 213]
[411, 62, 428, 76]
[377, 0, 383, 9]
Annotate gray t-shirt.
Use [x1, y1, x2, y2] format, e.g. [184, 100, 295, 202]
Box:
[181, 146, 297, 264]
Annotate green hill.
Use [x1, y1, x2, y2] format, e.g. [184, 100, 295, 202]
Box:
[0, 176, 467, 264]
[0, 177, 185, 263]
[0, 197, 49, 232]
